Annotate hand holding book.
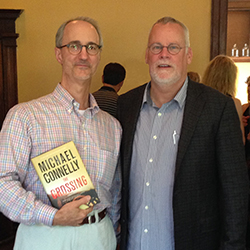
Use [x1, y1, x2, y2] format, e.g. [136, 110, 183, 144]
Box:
[52, 195, 93, 226]
[31, 141, 100, 210]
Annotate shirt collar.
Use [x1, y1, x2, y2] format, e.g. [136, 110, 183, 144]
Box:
[142, 77, 188, 109]
[99, 86, 116, 92]
[52, 83, 99, 117]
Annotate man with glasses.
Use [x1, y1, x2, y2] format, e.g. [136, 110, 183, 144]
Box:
[117, 16, 248, 250]
[0, 17, 121, 250]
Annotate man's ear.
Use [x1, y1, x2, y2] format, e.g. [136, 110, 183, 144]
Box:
[55, 47, 63, 64]
[187, 47, 193, 65]
[145, 48, 149, 64]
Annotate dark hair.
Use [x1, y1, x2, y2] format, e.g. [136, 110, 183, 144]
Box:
[103, 63, 126, 86]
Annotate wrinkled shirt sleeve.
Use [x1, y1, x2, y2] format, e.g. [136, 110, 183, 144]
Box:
[0, 106, 57, 226]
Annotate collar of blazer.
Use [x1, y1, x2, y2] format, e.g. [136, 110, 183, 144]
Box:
[117, 80, 206, 179]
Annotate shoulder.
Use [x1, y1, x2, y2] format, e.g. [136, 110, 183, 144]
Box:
[118, 83, 147, 107]
[4, 94, 53, 123]
[117, 84, 147, 117]
[92, 89, 102, 96]
[95, 109, 121, 130]
[232, 97, 241, 107]
[188, 80, 232, 104]
[119, 83, 147, 98]
[7, 95, 48, 114]
[186, 80, 237, 119]
[232, 97, 243, 116]
[189, 80, 224, 96]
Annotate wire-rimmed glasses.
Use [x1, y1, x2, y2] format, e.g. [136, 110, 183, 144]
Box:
[148, 43, 186, 55]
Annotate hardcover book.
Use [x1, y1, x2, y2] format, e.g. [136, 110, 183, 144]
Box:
[31, 141, 100, 209]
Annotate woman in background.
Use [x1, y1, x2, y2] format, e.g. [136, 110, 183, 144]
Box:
[187, 71, 201, 83]
[242, 76, 250, 123]
[242, 76, 250, 249]
[202, 55, 245, 144]
[242, 76, 250, 164]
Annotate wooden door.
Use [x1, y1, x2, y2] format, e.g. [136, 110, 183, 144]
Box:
[0, 9, 22, 128]
[0, 9, 22, 247]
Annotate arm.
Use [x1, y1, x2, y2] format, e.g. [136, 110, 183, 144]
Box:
[0, 107, 57, 226]
[0, 106, 94, 227]
[101, 116, 122, 234]
[217, 99, 248, 249]
[107, 156, 122, 234]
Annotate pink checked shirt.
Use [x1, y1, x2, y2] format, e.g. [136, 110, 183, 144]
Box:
[0, 83, 122, 228]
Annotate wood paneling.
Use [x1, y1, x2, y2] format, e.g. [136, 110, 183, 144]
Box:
[210, 0, 228, 59]
[0, 9, 22, 247]
[0, 9, 22, 128]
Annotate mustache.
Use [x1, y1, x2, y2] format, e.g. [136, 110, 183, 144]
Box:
[155, 60, 171, 65]
[75, 60, 90, 66]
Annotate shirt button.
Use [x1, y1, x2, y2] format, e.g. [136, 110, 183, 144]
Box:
[158, 113, 162, 117]
[145, 205, 149, 210]
[153, 135, 157, 140]
[149, 158, 153, 163]
[144, 229, 148, 233]
[146, 182, 150, 186]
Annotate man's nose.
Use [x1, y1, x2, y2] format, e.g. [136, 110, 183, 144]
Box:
[160, 47, 171, 57]
[78, 46, 89, 59]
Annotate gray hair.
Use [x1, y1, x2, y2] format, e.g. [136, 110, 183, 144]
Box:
[150, 16, 190, 48]
[55, 16, 103, 48]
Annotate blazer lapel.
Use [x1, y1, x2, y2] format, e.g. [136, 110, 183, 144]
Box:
[118, 84, 146, 182]
[175, 81, 206, 177]
[119, 81, 206, 179]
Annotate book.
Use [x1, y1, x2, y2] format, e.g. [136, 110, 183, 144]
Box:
[31, 141, 100, 209]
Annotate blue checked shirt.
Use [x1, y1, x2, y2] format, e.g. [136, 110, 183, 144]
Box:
[0, 83, 122, 228]
[128, 79, 187, 250]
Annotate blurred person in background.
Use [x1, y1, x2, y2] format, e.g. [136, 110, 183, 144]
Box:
[187, 71, 201, 82]
[93, 62, 126, 118]
[203, 55, 245, 144]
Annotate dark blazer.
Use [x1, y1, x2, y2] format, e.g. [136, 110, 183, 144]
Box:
[117, 80, 249, 250]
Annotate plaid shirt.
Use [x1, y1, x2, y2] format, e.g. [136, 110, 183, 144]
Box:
[0, 83, 122, 227]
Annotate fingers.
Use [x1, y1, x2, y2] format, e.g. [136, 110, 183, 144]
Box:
[52, 195, 93, 226]
[73, 195, 93, 210]
[73, 195, 91, 206]
[242, 116, 249, 126]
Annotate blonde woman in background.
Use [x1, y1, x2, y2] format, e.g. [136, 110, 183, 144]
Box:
[203, 55, 245, 144]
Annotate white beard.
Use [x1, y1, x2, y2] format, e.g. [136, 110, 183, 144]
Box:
[150, 67, 181, 87]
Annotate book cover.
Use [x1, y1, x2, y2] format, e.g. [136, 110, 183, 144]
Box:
[31, 141, 100, 209]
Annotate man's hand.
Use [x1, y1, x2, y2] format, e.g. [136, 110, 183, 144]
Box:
[52, 195, 93, 226]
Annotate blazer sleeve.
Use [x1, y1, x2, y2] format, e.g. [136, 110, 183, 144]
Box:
[217, 97, 248, 249]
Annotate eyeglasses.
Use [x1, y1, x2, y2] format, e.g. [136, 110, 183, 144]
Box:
[58, 42, 102, 55]
[148, 43, 186, 55]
